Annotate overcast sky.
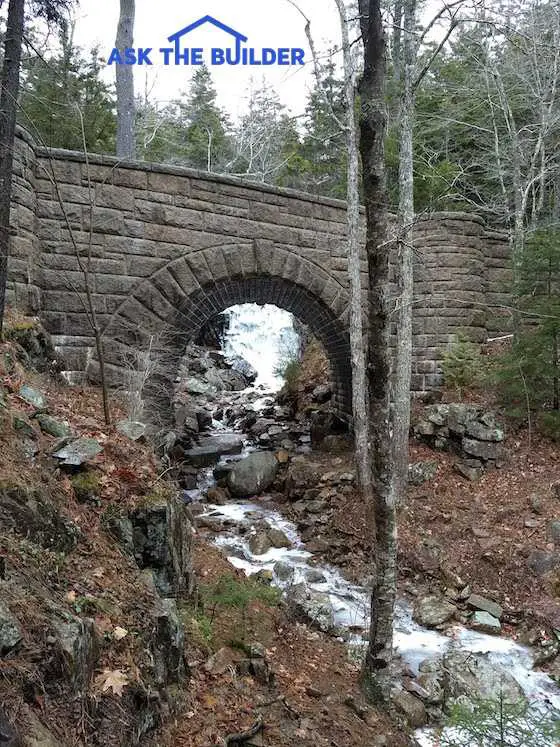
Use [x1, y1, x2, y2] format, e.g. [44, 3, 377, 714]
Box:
[71, 0, 343, 118]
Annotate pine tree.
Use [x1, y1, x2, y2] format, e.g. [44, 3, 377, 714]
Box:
[20, 26, 116, 152]
[175, 66, 232, 171]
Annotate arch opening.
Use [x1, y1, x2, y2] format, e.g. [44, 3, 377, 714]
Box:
[99, 274, 352, 427]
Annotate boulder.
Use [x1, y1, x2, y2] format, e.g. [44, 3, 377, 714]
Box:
[183, 377, 217, 396]
[471, 611, 501, 633]
[0, 601, 22, 655]
[53, 617, 96, 691]
[286, 583, 335, 633]
[18, 384, 46, 410]
[273, 561, 294, 581]
[466, 593, 502, 620]
[413, 595, 456, 628]
[527, 550, 560, 576]
[441, 651, 525, 708]
[184, 434, 243, 467]
[248, 531, 272, 555]
[52, 438, 102, 466]
[391, 689, 427, 728]
[227, 452, 278, 497]
[462, 437, 499, 461]
[268, 527, 291, 549]
[228, 356, 258, 383]
[312, 384, 332, 404]
[115, 420, 146, 441]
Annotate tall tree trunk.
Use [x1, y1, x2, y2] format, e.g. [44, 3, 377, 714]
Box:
[358, 0, 396, 698]
[393, 0, 416, 493]
[334, 0, 372, 498]
[0, 0, 25, 336]
[115, 0, 136, 159]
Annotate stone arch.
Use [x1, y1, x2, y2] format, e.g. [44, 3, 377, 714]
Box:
[98, 242, 352, 423]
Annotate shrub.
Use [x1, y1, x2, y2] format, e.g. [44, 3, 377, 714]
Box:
[441, 334, 485, 392]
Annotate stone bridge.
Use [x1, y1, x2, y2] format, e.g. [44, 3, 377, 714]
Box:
[6, 130, 511, 418]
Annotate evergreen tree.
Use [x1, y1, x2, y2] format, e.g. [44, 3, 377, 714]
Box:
[175, 66, 232, 171]
[20, 26, 116, 152]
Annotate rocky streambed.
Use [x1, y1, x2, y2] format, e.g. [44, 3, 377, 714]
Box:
[169, 340, 560, 745]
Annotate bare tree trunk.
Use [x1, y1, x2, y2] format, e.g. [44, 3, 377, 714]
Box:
[358, 0, 396, 698]
[334, 0, 372, 498]
[0, 0, 24, 336]
[393, 0, 416, 493]
[115, 0, 136, 160]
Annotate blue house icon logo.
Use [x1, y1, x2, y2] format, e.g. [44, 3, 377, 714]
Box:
[107, 14, 305, 68]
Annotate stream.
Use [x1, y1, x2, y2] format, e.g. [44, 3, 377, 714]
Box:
[184, 305, 560, 746]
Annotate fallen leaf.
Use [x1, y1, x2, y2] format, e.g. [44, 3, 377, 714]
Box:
[66, 590, 77, 603]
[95, 668, 129, 696]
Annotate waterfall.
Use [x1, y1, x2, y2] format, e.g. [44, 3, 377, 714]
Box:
[221, 304, 300, 390]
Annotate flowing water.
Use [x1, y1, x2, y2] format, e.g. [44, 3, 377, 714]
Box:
[191, 305, 560, 746]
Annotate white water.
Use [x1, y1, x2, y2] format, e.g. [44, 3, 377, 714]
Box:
[198, 304, 560, 745]
[222, 304, 300, 390]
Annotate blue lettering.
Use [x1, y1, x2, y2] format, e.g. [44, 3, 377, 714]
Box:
[262, 48, 276, 65]
[226, 47, 240, 65]
[160, 47, 173, 65]
[249, 48, 261, 65]
[175, 48, 190, 64]
[107, 48, 123, 65]
[278, 48, 290, 65]
[192, 48, 204, 65]
[291, 48, 305, 65]
[212, 48, 225, 65]
[136, 48, 153, 65]
[124, 48, 137, 64]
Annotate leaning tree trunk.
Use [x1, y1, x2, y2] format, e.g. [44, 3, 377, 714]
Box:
[115, 0, 136, 159]
[358, 0, 396, 699]
[334, 0, 372, 498]
[0, 0, 25, 336]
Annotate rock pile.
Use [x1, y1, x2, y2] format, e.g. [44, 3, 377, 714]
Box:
[413, 403, 507, 480]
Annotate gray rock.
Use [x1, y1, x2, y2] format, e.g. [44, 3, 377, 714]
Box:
[267, 527, 291, 549]
[183, 376, 217, 396]
[413, 595, 456, 628]
[548, 520, 560, 545]
[18, 384, 46, 409]
[442, 651, 525, 708]
[36, 414, 72, 438]
[462, 437, 499, 461]
[184, 434, 243, 467]
[152, 598, 185, 685]
[416, 673, 444, 704]
[228, 355, 257, 382]
[286, 583, 335, 633]
[273, 561, 294, 581]
[0, 601, 22, 654]
[454, 460, 484, 481]
[53, 617, 96, 691]
[466, 593, 502, 619]
[526, 550, 560, 576]
[13, 415, 38, 439]
[408, 460, 438, 486]
[465, 420, 504, 442]
[227, 451, 278, 497]
[391, 689, 427, 727]
[471, 610, 501, 633]
[248, 531, 271, 555]
[305, 568, 327, 584]
[52, 438, 103, 466]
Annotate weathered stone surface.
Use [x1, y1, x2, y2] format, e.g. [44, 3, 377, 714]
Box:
[227, 452, 278, 497]
[0, 601, 22, 655]
[116, 420, 146, 441]
[52, 438, 102, 466]
[286, 583, 335, 633]
[35, 414, 72, 438]
[53, 617, 96, 691]
[391, 689, 427, 728]
[6, 134, 512, 412]
[18, 384, 46, 409]
[184, 434, 243, 467]
[408, 460, 438, 486]
[466, 593, 502, 620]
[471, 610, 501, 633]
[413, 595, 456, 628]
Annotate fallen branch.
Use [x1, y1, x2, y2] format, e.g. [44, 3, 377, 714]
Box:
[222, 715, 264, 745]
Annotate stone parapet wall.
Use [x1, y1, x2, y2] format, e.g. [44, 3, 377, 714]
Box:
[6, 132, 511, 415]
